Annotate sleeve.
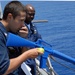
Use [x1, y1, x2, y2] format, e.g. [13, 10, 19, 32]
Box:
[33, 26, 42, 41]
[0, 32, 10, 75]
[29, 24, 42, 42]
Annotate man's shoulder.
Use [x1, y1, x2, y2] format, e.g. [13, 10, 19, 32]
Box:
[0, 22, 8, 37]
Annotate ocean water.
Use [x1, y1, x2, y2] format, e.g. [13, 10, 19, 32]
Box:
[1, 1, 75, 75]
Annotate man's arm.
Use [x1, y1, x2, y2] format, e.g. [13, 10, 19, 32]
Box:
[3, 48, 43, 75]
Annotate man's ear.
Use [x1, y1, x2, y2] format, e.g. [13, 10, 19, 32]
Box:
[7, 13, 13, 20]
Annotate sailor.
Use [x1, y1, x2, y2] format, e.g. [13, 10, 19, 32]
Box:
[0, 1, 43, 75]
[21, 4, 42, 75]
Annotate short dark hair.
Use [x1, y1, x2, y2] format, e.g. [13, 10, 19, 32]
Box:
[3, 1, 25, 20]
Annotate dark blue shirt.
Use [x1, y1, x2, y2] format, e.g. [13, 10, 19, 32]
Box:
[0, 22, 10, 75]
[24, 22, 42, 75]
[26, 22, 42, 42]
[0, 22, 22, 75]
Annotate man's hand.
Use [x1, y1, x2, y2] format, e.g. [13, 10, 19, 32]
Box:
[18, 26, 28, 38]
[24, 48, 44, 59]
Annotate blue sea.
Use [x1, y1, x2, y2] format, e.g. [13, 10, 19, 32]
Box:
[1, 1, 75, 75]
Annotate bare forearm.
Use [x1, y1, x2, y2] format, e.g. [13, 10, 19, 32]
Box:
[3, 51, 29, 75]
[3, 48, 43, 75]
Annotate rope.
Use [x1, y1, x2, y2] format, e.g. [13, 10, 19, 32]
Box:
[50, 56, 75, 72]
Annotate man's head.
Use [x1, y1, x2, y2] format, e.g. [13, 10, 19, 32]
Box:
[24, 4, 35, 24]
[2, 1, 26, 33]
